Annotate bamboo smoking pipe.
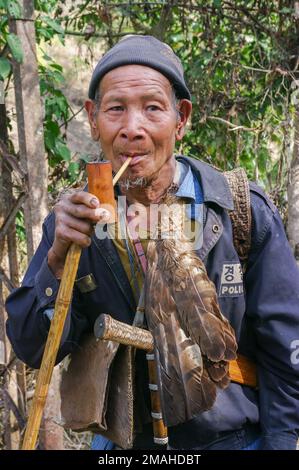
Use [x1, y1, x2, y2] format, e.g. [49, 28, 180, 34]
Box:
[94, 314, 168, 446]
[22, 158, 131, 450]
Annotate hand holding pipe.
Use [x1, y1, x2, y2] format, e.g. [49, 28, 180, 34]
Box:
[22, 158, 131, 450]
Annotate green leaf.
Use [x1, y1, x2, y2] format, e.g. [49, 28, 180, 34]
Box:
[7, 33, 23, 62]
[0, 57, 11, 80]
[7, 0, 22, 18]
[279, 7, 292, 14]
[213, 0, 222, 7]
[36, 25, 55, 40]
[55, 141, 71, 162]
[68, 161, 79, 180]
[41, 16, 64, 35]
[42, 52, 52, 62]
[50, 63, 63, 72]
[45, 120, 60, 137]
[44, 121, 60, 150]
[44, 130, 56, 151]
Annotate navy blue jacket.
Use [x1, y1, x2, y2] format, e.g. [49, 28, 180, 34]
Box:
[5, 157, 299, 450]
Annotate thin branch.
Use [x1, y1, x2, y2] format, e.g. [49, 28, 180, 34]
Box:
[238, 64, 274, 74]
[0, 44, 9, 58]
[0, 267, 16, 292]
[223, 1, 275, 36]
[0, 140, 27, 181]
[1, 388, 26, 430]
[103, 2, 217, 7]
[64, 0, 93, 21]
[59, 105, 84, 129]
[261, 87, 270, 106]
[117, 13, 126, 35]
[219, 12, 269, 35]
[207, 115, 261, 132]
[103, 2, 183, 5]
[223, 60, 295, 79]
[0, 354, 17, 377]
[64, 29, 136, 38]
[0, 192, 27, 243]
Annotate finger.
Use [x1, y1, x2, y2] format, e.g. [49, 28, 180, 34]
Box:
[61, 214, 94, 236]
[59, 200, 99, 222]
[94, 208, 112, 223]
[70, 191, 100, 208]
[60, 202, 106, 222]
[55, 226, 92, 248]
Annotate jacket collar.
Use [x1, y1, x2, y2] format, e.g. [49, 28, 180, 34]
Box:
[175, 155, 234, 211]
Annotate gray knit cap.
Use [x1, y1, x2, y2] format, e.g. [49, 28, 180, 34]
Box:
[88, 35, 191, 100]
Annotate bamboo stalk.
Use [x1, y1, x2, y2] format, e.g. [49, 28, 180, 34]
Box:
[22, 158, 131, 450]
[112, 157, 132, 186]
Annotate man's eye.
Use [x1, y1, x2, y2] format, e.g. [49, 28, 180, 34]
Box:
[147, 105, 161, 111]
[108, 106, 123, 111]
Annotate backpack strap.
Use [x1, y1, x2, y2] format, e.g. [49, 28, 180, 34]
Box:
[223, 168, 252, 270]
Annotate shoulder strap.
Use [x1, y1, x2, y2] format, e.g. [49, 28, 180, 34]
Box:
[223, 168, 252, 269]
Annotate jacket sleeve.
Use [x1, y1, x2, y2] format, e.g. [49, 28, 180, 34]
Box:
[5, 213, 89, 369]
[245, 186, 299, 450]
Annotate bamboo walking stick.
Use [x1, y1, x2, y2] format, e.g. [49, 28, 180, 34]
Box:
[22, 158, 131, 450]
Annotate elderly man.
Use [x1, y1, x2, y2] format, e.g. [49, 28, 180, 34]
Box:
[5, 35, 299, 450]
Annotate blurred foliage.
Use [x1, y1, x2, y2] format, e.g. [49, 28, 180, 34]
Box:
[1, 0, 299, 213]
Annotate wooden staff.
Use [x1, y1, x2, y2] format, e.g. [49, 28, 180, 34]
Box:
[22, 158, 131, 450]
[94, 314, 168, 446]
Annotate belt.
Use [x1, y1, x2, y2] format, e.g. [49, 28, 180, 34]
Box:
[229, 354, 257, 388]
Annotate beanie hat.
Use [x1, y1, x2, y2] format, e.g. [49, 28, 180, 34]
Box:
[88, 35, 191, 100]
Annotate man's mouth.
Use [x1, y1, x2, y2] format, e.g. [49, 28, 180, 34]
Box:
[119, 153, 147, 166]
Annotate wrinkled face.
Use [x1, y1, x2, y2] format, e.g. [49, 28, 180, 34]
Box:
[86, 65, 190, 182]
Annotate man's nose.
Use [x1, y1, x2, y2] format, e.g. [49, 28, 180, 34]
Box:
[120, 111, 146, 142]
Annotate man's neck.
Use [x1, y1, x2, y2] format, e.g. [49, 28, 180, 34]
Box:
[120, 157, 176, 206]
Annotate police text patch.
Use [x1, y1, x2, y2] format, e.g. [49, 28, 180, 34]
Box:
[219, 263, 243, 297]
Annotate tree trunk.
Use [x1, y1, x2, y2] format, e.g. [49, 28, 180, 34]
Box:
[39, 366, 62, 450]
[10, 0, 48, 258]
[10, 0, 63, 449]
[0, 103, 21, 449]
[0, 102, 8, 369]
[287, 110, 299, 267]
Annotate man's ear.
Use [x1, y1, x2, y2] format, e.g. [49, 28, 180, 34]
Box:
[175, 99, 192, 141]
[85, 99, 101, 141]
